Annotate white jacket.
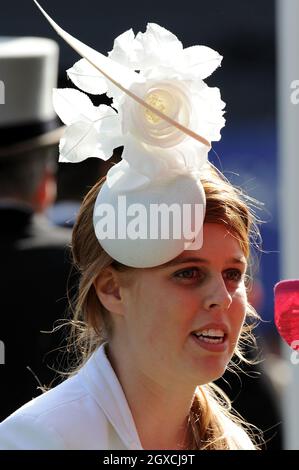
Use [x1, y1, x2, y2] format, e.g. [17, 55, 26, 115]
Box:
[0, 343, 255, 450]
[0, 343, 142, 450]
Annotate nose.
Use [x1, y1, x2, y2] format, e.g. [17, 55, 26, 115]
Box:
[203, 275, 233, 312]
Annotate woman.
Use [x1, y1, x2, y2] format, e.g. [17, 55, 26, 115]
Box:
[0, 166, 260, 450]
[0, 6, 261, 449]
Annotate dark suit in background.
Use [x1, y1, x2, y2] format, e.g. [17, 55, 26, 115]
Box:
[0, 205, 73, 421]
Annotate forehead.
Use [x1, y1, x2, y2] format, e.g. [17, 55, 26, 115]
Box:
[199, 223, 244, 254]
[161, 223, 247, 268]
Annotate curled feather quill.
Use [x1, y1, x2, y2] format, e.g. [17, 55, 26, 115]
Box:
[33, 0, 210, 148]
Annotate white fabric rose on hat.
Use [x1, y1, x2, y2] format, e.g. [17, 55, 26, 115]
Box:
[54, 23, 225, 190]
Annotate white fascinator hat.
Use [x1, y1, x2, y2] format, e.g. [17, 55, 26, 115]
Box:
[33, 1, 226, 268]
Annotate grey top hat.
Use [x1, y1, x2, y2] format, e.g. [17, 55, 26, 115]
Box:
[0, 36, 65, 158]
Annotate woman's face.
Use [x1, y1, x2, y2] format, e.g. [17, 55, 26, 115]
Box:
[116, 223, 248, 388]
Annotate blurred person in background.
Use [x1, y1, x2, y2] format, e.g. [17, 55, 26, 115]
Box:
[0, 37, 74, 421]
[47, 151, 121, 228]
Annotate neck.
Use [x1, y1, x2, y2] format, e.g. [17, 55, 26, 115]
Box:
[107, 342, 195, 450]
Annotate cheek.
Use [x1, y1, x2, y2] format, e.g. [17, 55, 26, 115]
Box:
[137, 284, 197, 345]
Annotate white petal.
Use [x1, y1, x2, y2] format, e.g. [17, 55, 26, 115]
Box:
[96, 111, 124, 157]
[53, 88, 97, 125]
[172, 138, 209, 170]
[106, 159, 150, 191]
[67, 59, 108, 95]
[108, 29, 137, 68]
[192, 85, 226, 142]
[96, 110, 122, 137]
[59, 122, 108, 162]
[183, 45, 222, 79]
[134, 23, 183, 71]
[138, 23, 182, 53]
[57, 100, 121, 163]
[120, 134, 206, 183]
[121, 136, 169, 180]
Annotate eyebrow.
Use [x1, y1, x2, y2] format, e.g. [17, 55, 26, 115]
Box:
[160, 256, 247, 269]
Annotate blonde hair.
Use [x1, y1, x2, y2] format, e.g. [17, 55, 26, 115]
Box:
[67, 164, 262, 450]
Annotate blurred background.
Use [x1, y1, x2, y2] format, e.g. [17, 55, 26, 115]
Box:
[1, 0, 298, 450]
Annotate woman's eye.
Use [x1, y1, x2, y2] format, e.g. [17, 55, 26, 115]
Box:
[173, 267, 244, 285]
[174, 268, 203, 281]
[224, 269, 243, 283]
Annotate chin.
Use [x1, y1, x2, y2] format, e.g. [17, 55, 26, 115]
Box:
[196, 357, 229, 384]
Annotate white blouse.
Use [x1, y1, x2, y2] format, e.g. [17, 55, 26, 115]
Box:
[0, 343, 255, 450]
[0, 343, 142, 450]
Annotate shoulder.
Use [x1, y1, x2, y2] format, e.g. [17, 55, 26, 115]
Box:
[0, 375, 108, 450]
[0, 413, 64, 450]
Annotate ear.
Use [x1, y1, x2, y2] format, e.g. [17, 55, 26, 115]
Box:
[93, 267, 124, 316]
[32, 170, 57, 212]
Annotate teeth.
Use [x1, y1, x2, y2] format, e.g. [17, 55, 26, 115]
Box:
[197, 336, 223, 344]
[194, 329, 225, 338]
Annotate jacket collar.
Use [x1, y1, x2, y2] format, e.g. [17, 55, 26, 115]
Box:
[78, 342, 143, 450]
